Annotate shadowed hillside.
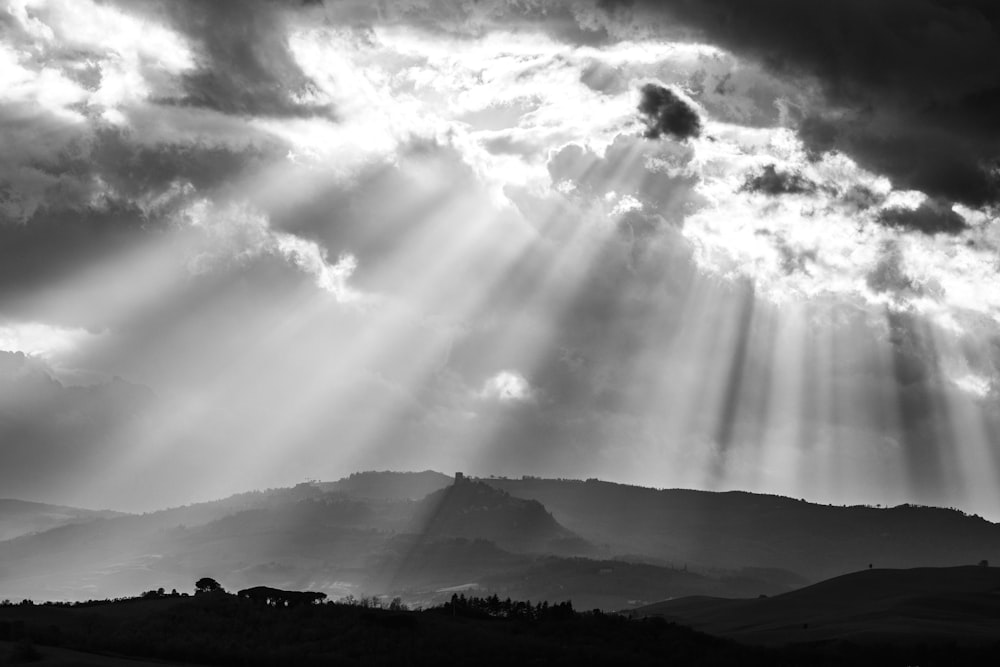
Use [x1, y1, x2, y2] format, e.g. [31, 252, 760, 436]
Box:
[4, 472, 999, 610]
[482, 477, 1000, 582]
[635, 565, 1000, 646]
[3, 582, 999, 666]
[411, 479, 589, 555]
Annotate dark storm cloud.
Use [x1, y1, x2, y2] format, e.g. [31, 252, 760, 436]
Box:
[133, 0, 331, 117]
[597, 0, 1000, 206]
[876, 200, 969, 236]
[0, 122, 283, 326]
[0, 198, 152, 323]
[0, 0, 302, 328]
[798, 114, 998, 208]
[741, 164, 817, 196]
[838, 184, 886, 213]
[369, 1, 611, 44]
[86, 127, 279, 198]
[636, 83, 702, 141]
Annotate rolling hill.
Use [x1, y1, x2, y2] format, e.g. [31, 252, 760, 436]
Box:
[481, 477, 1000, 582]
[0, 500, 124, 542]
[3, 471, 1000, 613]
[635, 565, 1000, 646]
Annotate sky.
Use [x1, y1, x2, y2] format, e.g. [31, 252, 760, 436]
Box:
[1, 0, 999, 517]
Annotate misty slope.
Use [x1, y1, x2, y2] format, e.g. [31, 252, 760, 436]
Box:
[316, 470, 452, 500]
[483, 477, 1000, 581]
[411, 479, 589, 555]
[0, 484, 376, 599]
[1, 475, 788, 610]
[636, 565, 1000, 646]
[0, 499, 124, 541]
[6, 472, 998, 611]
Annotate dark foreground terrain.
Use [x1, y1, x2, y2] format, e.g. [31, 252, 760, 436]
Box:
[637, 565, 1000, 647]
[3, 572, 1000, 667]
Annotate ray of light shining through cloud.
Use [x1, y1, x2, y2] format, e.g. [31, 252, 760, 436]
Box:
[1, 0, 999, 528]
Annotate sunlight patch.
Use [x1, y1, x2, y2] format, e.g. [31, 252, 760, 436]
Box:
[480, 370, 535, 403]
[0, 321, 93, 359]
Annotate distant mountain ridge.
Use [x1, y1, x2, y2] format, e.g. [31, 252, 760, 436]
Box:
[0, 499, 125, 542]
[2, 471, 999, 610]
[477, 476, 1000, 581]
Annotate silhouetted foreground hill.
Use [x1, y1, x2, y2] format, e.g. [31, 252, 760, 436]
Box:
[635, 565, 1000, 646]
[2, 587, 998, 666]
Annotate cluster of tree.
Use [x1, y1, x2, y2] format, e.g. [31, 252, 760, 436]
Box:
[237, 586, 327, 607]
[436, 593, 575, 621]
[1, 594, 193, 609]
[336, 594, 407, 611]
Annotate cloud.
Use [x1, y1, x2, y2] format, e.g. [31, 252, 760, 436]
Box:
[741, 164, 817, 196]
[141, 0, 333, 117]
[838, 184, 886, 213]
[480, 370, 535, 402]
[877, 200, 969, 236]
[636, 83, 702, 141]
[866, 240, 918, 296]
[596, 0, 1000, 206]
[579, 59, 627, 95]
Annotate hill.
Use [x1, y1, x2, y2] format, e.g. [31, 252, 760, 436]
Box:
[411, 479, 588, 554]
[635, 565, 1000, 646]
[5, 472, 1000, 611]
[316, 470, 452, 500]
[2, 587, 999, 666]
[481, 477, 1000, 582]
[0, 500, 124, 542]
[0, 477, 794, 609]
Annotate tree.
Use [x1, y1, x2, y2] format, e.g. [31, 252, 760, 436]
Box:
[195, 577, 222, 594]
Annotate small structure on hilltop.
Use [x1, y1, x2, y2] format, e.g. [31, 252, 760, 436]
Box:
[454, 472, 465, 484]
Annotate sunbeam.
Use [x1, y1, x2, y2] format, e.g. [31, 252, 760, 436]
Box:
[2, 0, 999, 522]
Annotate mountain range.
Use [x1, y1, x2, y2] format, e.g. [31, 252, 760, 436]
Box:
[2, 471, 998, 612]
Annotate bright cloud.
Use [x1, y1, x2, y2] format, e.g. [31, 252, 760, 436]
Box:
[1, 0, 999, 519]
[480, 370, 535, 403]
